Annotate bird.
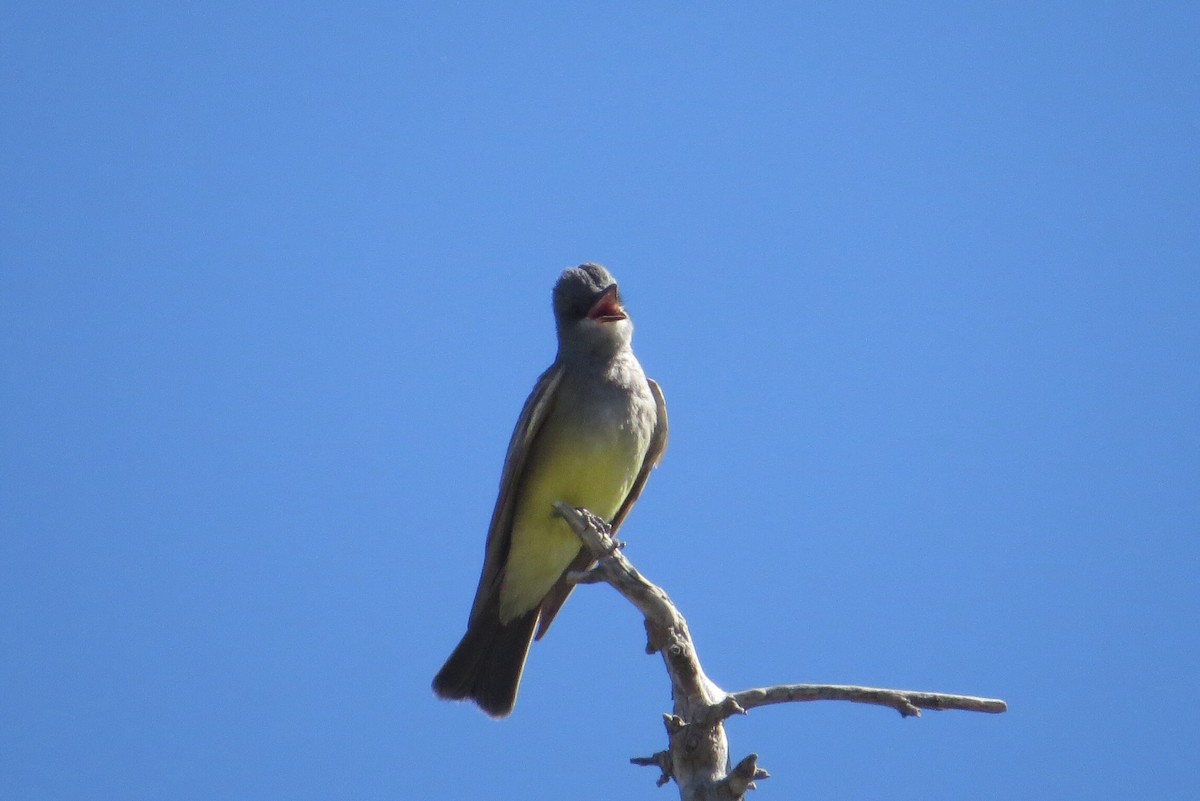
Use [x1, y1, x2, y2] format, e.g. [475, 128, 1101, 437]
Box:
[432, 263, 668, 718]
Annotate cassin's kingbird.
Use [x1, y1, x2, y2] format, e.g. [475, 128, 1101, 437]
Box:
[432, 263, 668, 718]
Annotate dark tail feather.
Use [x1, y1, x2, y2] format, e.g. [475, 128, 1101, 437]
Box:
[432, 607, 538, 718]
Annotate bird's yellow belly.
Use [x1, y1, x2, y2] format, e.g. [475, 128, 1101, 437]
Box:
[499, 433, 640, 623]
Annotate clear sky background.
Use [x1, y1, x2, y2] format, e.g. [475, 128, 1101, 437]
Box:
[3, 3, 1198, 799]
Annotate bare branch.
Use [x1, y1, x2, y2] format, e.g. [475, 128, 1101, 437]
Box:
[730, 685, 1008, 719]
[565, 567, 607, 585]
[630, 751, 674, 787]
[718, 753, 771, 798]
[552, 501, 1006, 799]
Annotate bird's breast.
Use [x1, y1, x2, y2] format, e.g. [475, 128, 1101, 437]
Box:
[497, 360, 656, 622]
[524, 375, 652, 519]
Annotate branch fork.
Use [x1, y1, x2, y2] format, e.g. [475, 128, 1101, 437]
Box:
[553, 502, 1006, 800]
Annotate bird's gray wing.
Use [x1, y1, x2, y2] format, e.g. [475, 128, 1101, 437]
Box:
[534, 376, 668, 640]
[468, 362, 565, 624]
[610, 377, 669, 532]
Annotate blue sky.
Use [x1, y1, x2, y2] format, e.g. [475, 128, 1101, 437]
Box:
[2, 2, 1197, 799]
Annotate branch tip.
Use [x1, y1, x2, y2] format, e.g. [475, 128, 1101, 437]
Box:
[630, 750, 673, 788]
[732, 753, 761, 778]
[719, 753, 770, 796]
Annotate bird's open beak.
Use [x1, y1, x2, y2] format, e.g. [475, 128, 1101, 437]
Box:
[587, 285, 627, 323]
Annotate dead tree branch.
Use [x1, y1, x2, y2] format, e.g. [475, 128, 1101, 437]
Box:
[554, 502, 1007, 801]
[730, 684, 1007, 718]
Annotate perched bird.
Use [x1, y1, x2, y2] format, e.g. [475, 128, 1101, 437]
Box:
[432, 263, 668, 718]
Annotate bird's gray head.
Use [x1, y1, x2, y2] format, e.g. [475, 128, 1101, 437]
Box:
[552, 263, 633, 358]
